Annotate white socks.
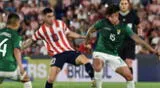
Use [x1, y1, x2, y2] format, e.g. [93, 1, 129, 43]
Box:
[127, 81, 135, 88]
[24, 81, 32, 88]
[94, 69, 103, 88]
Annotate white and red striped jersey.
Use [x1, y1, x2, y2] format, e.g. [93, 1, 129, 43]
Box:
[32, 20, 74, 56]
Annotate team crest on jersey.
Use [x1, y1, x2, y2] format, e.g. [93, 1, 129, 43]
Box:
[117, 29, 121, 35]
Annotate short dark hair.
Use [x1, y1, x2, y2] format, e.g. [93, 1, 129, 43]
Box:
[42, 8, 53, 15]
[105, 5, 119, 16]
[7, 13, 20, 25]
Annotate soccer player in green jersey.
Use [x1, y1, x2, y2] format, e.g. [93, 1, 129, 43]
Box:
[0, 13, 32, 88]
[85, 5, 157, 88]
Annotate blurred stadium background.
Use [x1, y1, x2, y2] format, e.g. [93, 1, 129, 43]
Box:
[0, 0, 160, 88]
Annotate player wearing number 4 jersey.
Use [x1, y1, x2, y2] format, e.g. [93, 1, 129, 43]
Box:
[22, 8, 95, 88]
[0, 13, 32, 88]
[85, 5, 158, 88]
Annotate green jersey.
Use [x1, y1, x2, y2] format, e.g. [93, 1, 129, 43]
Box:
[0, 28, 21, 71]
[94, 19, 134, 56]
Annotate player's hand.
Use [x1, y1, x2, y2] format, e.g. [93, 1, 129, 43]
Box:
[20, 70, 25, 75]
[151, 49, 158, 54]
[20, 72, 30, 82]
[20, 70, 27, 80]
[84, 44, 92, 49]
[150, 48, 160, 60]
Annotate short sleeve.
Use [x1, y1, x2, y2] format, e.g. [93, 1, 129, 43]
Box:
[12, 32, 22, 48]
[32, 28, 43, 41]
[93, 20, 103, 30]
[125, 25, 135, 36]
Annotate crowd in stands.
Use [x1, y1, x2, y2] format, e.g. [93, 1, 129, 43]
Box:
[0, 0, 159, 56]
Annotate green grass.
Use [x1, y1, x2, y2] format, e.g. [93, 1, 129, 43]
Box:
[0, 80, 160, 88]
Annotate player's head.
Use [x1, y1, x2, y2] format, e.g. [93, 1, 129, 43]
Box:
[42, 8, 55, 26]
[105, 5, 120, 25]
[7, 13, 20, 30]
[119, 0, 131, 12]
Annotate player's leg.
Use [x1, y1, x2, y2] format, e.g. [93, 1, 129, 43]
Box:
[67, 51, 94, 80]
[108, 56, 134, 88]
[75, 54, 95, 87]
[124, 44, 135, 74]
[92, 52, 106, 88]
[45, 66, 61, 88]
[66, 51, 95, 87]
[123, 44, 136, 88]
[93, 58, 104, 88]
[75, 54, 94, 80]
[116, 66, 134, 88]
[118, 43, 134, 74]
[45, 54, 66, 88]
[125, 59, 133, 73]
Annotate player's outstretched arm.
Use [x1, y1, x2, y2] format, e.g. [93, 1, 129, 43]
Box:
[130, 34, 157, 54]
[67, 31, 86, 39]
[85, 25, 96, 44]
[21, 38, 33, 50]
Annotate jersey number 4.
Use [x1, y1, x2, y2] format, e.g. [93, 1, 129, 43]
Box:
[0, 38, 8, 57]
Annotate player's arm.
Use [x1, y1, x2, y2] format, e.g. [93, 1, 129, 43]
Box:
[85, 25, 97, 44]
[130, 34, 157, 53]
[62, 21, 85, 39]
[67, 31, 86, 39]
[21, 28, 42, 50]
[14, 48, 30, 81]
[125, 25, 157, 53]
[85, 20, 102, 44]
[14, 48, 25, 74]
[21, 38, 34, 50]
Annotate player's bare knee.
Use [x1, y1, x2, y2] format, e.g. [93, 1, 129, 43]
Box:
[93, 58, 103, 72]
[75, 55, 89, 65]
[93, 63, 102, 72]
[94, 67, 103, 72]
[125, 73, 133, 81]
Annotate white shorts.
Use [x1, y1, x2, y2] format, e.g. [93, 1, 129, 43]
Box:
[0, 67, 21, 83]
[93, 51, 127, 71]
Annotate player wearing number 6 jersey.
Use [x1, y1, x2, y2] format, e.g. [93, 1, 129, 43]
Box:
[22, 8, 95, 88]
[85, 5, 158, 88]
[0, 13, 32, 88]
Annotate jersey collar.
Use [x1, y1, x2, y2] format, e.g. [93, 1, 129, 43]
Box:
[119, 10, 130, 16]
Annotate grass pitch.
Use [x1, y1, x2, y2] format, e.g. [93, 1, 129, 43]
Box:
[0, 80, 160, 88]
